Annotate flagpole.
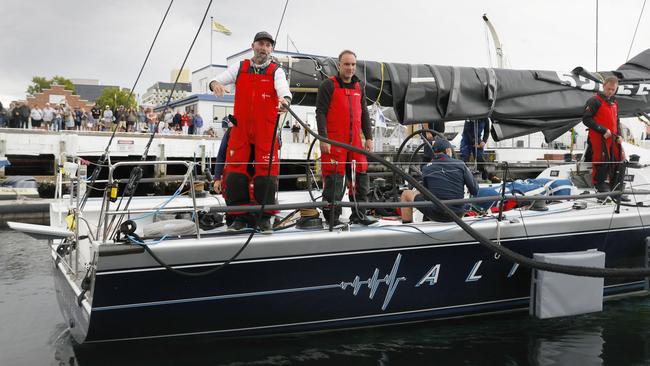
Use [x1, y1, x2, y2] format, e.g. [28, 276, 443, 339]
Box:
[210, 16, 213, 67]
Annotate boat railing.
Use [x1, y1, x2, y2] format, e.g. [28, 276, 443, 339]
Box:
[101, 160, 202, 242]
[88, 157, 647, 244]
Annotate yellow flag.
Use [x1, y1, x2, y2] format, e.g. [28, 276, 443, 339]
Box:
[211, 21, 232, 35]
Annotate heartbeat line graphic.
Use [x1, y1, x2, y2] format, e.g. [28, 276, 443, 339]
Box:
[339, 254, 406, 310]
[94, 254, 407, 312]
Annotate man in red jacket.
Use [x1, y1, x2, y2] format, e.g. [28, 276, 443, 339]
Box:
[315, 50, 376, 226]
[209, 31, 292, 232]
[582, 76, 625, 194]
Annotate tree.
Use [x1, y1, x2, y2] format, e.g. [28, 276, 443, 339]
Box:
[26, 75, 76, 95]
[94, 87, 137, 110]
[51, 76, 76, 92]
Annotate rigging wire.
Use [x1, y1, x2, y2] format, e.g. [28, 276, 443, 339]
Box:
[80, 0, 174, 211]
[626, 0, 647, 61]
[107, 0, 214, 238]
[274, 0, 290, 43]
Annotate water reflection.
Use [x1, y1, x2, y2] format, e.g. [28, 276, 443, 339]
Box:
[52, 306, 650, 366]
[532, 327, 604, 366]
[5, 230, 650, 365]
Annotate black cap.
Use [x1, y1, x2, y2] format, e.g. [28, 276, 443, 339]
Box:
[253, 31, 275, 45]
[433, 138, 453, 152]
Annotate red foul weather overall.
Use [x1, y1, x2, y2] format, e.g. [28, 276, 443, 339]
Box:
[321, 77, 368, 178]
[223, 59, 280, 216]
[588, 94, 624, 184]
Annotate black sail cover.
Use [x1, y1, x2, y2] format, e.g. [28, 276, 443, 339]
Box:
[281, 49, 650, 142]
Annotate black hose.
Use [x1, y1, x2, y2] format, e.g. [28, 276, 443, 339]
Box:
[285, 105, 650, 278]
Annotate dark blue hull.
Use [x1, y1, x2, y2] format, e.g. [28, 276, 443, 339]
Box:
[75, 227, 649, 342]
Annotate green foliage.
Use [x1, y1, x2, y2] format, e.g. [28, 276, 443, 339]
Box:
[51, 76, 76, 92]
[26, 75, 76, 95]
[26, 76, 50, 95]
[94, 87, 137, 110]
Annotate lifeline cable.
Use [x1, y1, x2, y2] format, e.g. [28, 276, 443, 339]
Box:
[285, 105, 650, 278]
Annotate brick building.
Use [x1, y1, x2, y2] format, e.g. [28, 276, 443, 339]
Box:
[26, 84, 94, 110]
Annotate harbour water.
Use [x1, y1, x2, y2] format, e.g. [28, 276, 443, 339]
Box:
[3, 229, 650, 366]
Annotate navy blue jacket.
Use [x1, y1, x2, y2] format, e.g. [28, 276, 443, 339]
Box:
[213, 128, 230, 180]
[461, 118, 490, 146]
[421, 153, 479, 213]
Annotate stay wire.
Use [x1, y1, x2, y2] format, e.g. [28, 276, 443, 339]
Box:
[141, 0, 213, 161]
[274, 0, 290, 43]
[80, 0, 174, 212]
[627, 0, 647, 61]
[109, 0, 213, 239]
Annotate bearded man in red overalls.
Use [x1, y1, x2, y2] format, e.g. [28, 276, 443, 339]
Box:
[582, 76, 626, 195]
[315, 50, 377, 226]
[209, 31, 292, 232]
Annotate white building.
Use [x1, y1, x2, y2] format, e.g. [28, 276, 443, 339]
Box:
[191, 64, 227, 94]
[141, 82, 192, 106]
[159, 93, 234, 133]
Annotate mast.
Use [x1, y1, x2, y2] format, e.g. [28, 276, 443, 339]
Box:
[482, 13, 504, 68]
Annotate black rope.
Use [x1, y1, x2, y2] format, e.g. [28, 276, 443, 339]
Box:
[285, 105, 650, 278]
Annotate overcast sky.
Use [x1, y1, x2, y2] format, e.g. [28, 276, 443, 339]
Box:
[1, 0, 649, 105]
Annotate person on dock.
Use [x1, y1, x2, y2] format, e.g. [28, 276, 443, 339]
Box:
[181, 111, 191, 135]
[291, 121, 300, 143]
[18, 102, 30, 129]
[315, 49, 376, 226]
[29, 105, 43, 130]
[400, 138, 478, 223]
[193, 113, 204, 135]
[209, 31, 292, 232]
[42, 103, 54, 131]
[102, 105, 113, 131]
[582, 76, 625, 194]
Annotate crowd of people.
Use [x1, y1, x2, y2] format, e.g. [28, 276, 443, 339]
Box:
[0, 101, 208, 136]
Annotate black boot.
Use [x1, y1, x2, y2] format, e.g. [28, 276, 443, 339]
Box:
[349, 172, 377, 225]
[611, 181, 631, 202]
[595, 182, 610, 192]
[322, 174, 344, 226]
[595, 182, 611, 203]
[257, 215, 273, 234]
[322, 207, 343, 227]
[349, 210, 378, 225]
